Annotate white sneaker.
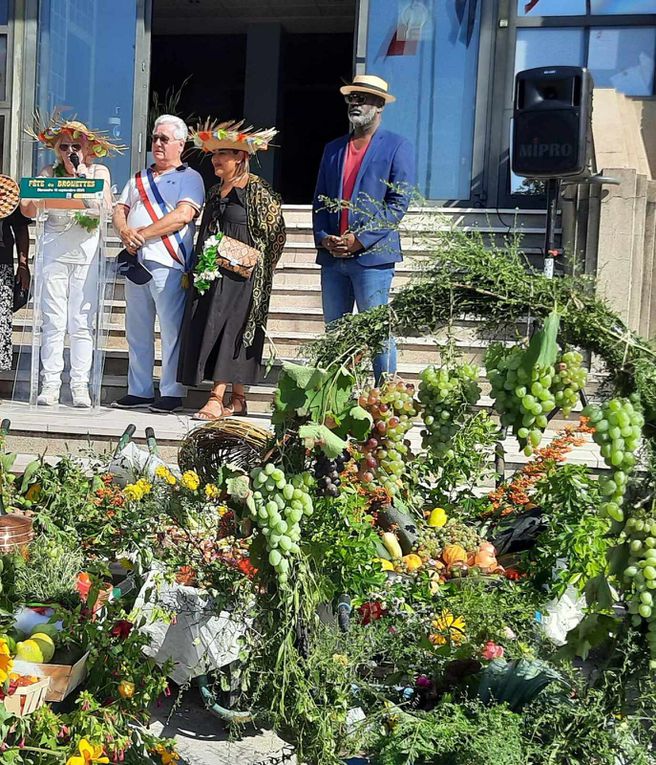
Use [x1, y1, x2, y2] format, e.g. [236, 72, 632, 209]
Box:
[71, 386, 91, 408]
[37, 385, 60, 406]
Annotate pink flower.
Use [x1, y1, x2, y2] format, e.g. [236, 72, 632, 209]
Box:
[415, 674, 432, 689]
[110, 620, 133, 640]
[481, 641, 505, 660]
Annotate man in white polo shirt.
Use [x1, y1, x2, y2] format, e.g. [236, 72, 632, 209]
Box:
[112, 114, 205, 413]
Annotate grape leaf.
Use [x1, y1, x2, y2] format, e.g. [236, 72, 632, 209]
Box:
[299, 424, 348, 459]
[334, 404, 373, 440]
[303, 365, 355, 422]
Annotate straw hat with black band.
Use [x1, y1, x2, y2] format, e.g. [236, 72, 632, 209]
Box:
[340, 74, 396, 104]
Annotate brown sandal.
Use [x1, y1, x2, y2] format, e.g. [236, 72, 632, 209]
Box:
[226, 392, 248, 417]
[192, 392, 229, 421]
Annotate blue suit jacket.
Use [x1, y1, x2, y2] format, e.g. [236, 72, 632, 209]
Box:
[312, 128, 415, 267]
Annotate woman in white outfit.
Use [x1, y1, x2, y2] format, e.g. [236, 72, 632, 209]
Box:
[21, 119, 120, 408]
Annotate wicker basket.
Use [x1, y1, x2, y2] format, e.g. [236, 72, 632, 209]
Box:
[178, 417, 275, 482]
[0, 515, 34, 553]
[2, 676, 50, 717]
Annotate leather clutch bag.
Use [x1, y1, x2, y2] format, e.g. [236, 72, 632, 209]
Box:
[215, 235, 261, 279]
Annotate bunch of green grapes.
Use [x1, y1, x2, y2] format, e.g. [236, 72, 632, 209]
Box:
[622, 509, 656, 667]
[552, 350, 587, 416]
[485, 343, 556, 456]
[416, 519, 481, 560]
[417, 362, 481, 458]
[357, 379, 419, 495]
[583, 397, 643, 523]
[249, 463, 314, 585]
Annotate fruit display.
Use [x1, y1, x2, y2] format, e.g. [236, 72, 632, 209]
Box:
[249, 463, 314, 585]
[418, 361, 481, 458]
[312, 448, 352, 498]
[622, 507, 656, 666]
[552, 350, 587, 416]
[356, 379, 419, 495]
[583, 396, 643, 522]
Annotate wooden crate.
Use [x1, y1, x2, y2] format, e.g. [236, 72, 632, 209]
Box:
[12, 649, 90, 702]
[2, 677, 50, 717]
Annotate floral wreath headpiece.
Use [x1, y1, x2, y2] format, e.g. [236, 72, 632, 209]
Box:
[26, 113, 126, 158]
[190, 119, 277, 155]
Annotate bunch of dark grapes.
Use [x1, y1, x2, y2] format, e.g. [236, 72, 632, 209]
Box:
[313, 449, 352, 497]
[356, 379, 419, 496]
[418, 362, 481, 459]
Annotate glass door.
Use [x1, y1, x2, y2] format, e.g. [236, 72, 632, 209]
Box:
[30, 0, 151, 190]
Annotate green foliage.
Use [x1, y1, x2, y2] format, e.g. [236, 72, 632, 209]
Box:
[363, 701, 526, 765]
[527, 464, 610, 596]
[10, 534, 84, 605]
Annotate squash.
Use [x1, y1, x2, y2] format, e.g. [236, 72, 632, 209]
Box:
[474, 550, 498, 569]
[374, 557, 395, 571]
[402, 553, 423, 573]
[442, 544, 467, 566]
[378, 506, 419, 554]
[381, 532, 403, 560]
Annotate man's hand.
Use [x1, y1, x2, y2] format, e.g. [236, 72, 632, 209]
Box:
[330, 232, 363, 257]
[15, 262, 30, 290]
[321, 235, 341, 254]
[119, 226, 146, 253]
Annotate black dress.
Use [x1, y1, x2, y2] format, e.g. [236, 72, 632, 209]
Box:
[178, 186, 265, 386]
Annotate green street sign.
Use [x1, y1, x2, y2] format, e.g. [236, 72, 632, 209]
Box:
[20, 177, 104, 199]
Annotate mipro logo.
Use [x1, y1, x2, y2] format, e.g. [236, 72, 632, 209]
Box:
[518, 143, 574, 159]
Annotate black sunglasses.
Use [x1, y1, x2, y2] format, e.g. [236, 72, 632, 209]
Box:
[59, 143, 82, 152]
[152, 133, 174, 144]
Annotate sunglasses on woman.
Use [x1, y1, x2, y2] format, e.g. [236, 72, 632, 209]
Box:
[59, 143, 82, 152]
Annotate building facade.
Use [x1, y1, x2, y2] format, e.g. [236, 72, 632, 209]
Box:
[1, 0, 655, 205]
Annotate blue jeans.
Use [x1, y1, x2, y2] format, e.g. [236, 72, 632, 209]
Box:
[320, 258, 396, 381]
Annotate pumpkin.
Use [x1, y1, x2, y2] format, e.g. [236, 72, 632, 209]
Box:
[402, 553, 423, 573]
[474, 550, 498, 569]
[442, 544, 467, 566]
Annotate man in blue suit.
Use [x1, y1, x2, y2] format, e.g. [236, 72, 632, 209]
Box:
[313, 74, 415, 382]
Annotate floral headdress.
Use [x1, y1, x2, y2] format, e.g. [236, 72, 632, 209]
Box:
[26, 113, 126, 158]
[189, 119, 277, 155]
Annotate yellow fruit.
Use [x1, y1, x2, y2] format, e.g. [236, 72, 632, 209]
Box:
[15, 640, 45, 663]
[402, 553, 423, 573]
[30, 633, 55, 662]
[442, 544, 468, 567]
[374, 557, 395, 571]
[428, 508, 448, 528]
[381, 532, 403, 560]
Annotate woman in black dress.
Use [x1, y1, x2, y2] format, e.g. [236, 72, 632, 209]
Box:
[178, 121, 285, 419]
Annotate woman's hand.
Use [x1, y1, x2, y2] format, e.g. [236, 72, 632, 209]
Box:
[15, 262, 30, 290]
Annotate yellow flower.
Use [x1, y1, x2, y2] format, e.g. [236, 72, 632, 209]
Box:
[217, 505, 229, 517]
[181, 470, 200, 492]
[204, 484, 221, 501]
[135, 478, 152, 496]
[155, 466, 177, 486]
[65, 739, 109, 765]
[152, 743, 180, 765]
[430, 610, 466, 646]
[332, 653, 349, 667]
[123, 483, 144, 502]
[0, 637, 14, 684]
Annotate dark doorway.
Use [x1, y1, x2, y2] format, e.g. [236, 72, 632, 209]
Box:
[150, 1, 355, 203]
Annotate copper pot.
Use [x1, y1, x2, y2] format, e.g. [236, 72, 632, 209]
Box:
[0, 515, 34, 553]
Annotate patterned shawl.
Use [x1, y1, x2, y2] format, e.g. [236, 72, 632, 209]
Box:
[242, 174, 286, 348]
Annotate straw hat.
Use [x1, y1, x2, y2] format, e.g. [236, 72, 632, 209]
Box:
[340, 74, 396, 104]
[27, 114, 125, 158]
[190, 119, 277, 154]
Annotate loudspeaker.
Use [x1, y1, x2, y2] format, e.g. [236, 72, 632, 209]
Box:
[512, 66, 593, 179]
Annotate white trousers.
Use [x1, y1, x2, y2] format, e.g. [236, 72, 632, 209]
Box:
[40, 255, 99, 388]
[124, 261, 187, 399]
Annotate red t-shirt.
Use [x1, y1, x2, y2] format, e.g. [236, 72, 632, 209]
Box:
[339, 138, 370, 234]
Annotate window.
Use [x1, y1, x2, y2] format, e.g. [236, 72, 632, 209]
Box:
[588, 27, 656, 95]
[515, 28, 585, 74]
[517, 0, 586, 17]
[365, 0, 482, 200]
[591, 0, 656, 13]
[35, 0, 138, 189]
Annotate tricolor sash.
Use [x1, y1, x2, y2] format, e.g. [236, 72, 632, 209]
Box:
[134, 169, 189, 267]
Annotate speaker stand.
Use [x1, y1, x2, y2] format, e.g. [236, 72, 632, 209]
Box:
[543, 177, 561, 279]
